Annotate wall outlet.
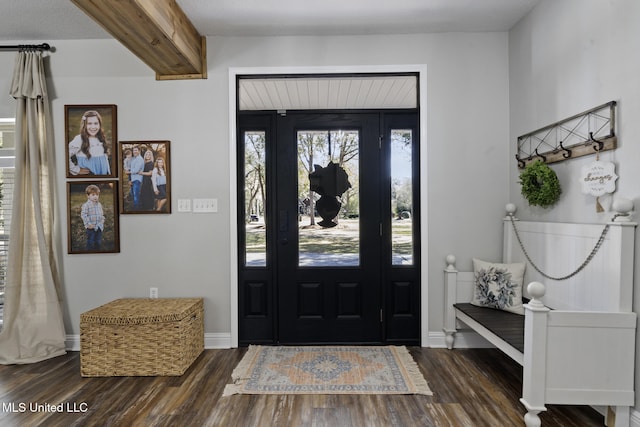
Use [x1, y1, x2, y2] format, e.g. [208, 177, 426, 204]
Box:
[150, 287, 158, 298]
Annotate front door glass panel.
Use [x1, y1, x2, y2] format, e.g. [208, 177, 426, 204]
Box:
[391, 129, 414, 265]
[244, 131, 267, 266]
[297, 130, 360, 267]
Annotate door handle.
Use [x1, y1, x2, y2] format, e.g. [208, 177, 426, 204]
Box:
[279, 210, 289, 244]
[279, 210, 289, 232]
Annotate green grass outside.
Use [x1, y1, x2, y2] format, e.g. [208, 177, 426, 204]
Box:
[245, 220, 412, 255]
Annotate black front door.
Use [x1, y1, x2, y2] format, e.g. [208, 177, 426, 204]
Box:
[276, 113, 382, 343]
[237, 111, 420, 345]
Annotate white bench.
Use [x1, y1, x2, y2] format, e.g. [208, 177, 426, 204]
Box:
[443, 208, 637, 427]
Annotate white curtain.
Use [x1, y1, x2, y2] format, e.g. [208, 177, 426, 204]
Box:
[0, 50, 66, 363]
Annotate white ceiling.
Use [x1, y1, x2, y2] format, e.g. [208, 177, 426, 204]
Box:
[2, 0, 539, 111]
[1, 0, 540, 41]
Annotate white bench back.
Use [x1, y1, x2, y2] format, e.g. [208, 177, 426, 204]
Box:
[503, 218, 635, 312]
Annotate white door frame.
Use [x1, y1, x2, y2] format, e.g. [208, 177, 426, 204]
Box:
[228, 65, 429, 347]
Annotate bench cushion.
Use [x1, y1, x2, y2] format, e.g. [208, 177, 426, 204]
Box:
[454, 303, 525, 353]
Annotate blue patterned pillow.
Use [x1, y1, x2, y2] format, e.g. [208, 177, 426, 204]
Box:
[471, 259, 526, 315]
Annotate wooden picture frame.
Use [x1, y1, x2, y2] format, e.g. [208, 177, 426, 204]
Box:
[65, 105, 117, 178]
[67, 180, 120, 254]
[118, 141, 171, 214]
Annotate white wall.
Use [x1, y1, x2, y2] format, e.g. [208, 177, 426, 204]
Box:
[509, 0, 640, 411]
[0, 32, 510, 343]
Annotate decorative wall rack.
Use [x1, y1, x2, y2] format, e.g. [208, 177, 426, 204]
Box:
[516, 101, 616, 169]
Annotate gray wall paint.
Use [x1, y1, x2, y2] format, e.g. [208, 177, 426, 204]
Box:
[509, 0, 640, 410]
[0, 32, 510, 341]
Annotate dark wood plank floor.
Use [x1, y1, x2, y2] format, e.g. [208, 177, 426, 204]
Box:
[0, 347, 604, 426]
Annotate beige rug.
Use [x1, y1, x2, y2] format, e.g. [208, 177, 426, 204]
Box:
[223, 345, 432, 396]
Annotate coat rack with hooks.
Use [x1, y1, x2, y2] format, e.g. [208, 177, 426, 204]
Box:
[516, 101, 616, 169]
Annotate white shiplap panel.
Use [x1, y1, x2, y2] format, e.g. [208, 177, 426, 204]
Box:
[377, 78, 398, 107]
[238, 76, 418, 110]
[327, 79, 342, 109]
[335, 79, 351, 108]
[363, 79, 383, 109]
[273, 80, 292, 109]
[249, 81, 269, 110]
[381, 78, 399, 106]
[296, 79, 311, 109]
[317, 79, 330, 109]
[389, 77, 417, 108]
[263, 80, 284, 110]
[239, 80, 264, 110]
[285, 79, 301, 109]
[344, 80, 362, 108]
[307, 80, 319, 109]
[355, 79, 375, 105]
[504, 220, 634, 313]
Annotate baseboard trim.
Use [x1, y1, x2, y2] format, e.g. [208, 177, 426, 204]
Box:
[66, 332, 232, 351]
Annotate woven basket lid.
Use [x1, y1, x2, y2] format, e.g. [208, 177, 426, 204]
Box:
[80, 298, 202, 325]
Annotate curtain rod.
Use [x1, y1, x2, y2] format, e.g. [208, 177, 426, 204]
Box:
[0, 43, 52, 52]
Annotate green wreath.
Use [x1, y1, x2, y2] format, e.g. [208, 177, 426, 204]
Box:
[519, 160, 561, 208]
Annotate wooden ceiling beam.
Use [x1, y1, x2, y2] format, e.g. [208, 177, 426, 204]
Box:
[71, 0, 207, 80]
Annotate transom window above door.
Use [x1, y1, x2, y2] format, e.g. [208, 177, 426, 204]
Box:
[238, 74, 417, 111]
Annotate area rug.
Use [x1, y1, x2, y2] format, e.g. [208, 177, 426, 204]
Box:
[222, 345, 432, 396]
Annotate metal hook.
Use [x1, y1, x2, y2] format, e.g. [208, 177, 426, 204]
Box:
[589, 132, 604, 151]
[559, 141, 572, 158]
[515, 154, 526, 169]
[534, 149, 546, 162]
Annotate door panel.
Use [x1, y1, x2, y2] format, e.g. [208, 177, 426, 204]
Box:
[237, 114, 275, 344]
[382, 113, 421, 343]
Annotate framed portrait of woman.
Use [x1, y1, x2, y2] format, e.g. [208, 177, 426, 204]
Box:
[65, 105, 117, 178]
[118, 140, 171, 214]
[67, 180, 120, 254]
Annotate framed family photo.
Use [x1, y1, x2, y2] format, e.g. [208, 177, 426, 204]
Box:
[65, 104, 117, 178]
[118, 140, 171, 214]
[67, 180, 120, 254]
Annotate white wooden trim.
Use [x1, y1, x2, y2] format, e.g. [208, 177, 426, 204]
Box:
[521, 299, 550, 424]
[228, 68, 239, 348]
[455, 310, 524, 365]
[228, 65, 429, 347]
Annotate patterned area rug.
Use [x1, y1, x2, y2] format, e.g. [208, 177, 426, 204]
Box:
[222, 345, 432, 396]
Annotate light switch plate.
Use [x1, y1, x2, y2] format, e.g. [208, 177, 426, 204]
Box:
[193, 198, 218, 213]
[177, 199, 191, 212]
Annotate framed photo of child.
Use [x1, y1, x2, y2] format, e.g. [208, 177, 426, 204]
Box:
[118, 140, 171, 214]
[65, 105, 117, 178]
[67, 180, 120, 254]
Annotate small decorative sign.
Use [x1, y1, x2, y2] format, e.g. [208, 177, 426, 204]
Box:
[581, 160, 618, 196]
[581, 160, 618, 212]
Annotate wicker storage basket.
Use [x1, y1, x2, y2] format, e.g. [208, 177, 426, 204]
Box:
[80, 298, 204, 377]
